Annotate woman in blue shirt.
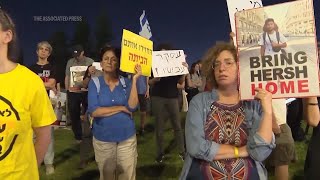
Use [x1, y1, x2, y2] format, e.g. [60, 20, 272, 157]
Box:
[88, 45, 141, 180]
[180, 42, 275, 180]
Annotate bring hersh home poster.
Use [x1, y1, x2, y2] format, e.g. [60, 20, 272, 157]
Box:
[235, 0, 320, 100]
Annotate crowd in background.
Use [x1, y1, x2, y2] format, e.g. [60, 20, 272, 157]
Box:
[1, 8, 320, 180]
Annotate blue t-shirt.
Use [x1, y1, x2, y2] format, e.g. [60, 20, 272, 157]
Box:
[136, 76, 147, 95]
[87, 76, 137, 142]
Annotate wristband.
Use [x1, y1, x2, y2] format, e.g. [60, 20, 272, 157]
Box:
[234, 147, 239, 158]
[308, 103, 318, 106]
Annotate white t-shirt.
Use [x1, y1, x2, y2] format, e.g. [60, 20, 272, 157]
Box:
[258, 31, 287, 55]
[272, 99, 287, 125]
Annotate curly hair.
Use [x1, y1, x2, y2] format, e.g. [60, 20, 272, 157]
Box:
[202, 42, 238, 89]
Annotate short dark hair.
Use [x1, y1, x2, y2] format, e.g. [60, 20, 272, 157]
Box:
[99, 45, 122, 76]
[263, 18, 279, 32]
[72, 44, 84, 58]
[156, 43, 174, 51]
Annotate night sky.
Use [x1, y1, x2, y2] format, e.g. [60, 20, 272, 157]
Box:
[1, 0, 320, 66]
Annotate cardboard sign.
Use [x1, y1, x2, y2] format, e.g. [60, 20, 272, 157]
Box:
[152, 50, 189, 77]
[120, 29, 153, 76]
[236, 0, 320, 100]
[226, 0, 263, 45]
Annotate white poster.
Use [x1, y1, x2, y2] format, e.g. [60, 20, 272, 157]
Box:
[92, 62, 102, 71]
[49, 91, 67, 127]
[226, 0, 263, 45]
[152, 50, 189, 77]
[69, 66, 88, 89]
[236, 0, 320, 100]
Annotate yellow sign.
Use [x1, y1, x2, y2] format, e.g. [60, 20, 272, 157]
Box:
[120, 29, 153, 77]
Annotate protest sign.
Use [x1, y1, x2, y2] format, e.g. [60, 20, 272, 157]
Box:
[235, 0, 320, 100]
[69, 66, 88, 91]
[92, 62, 102, 71]
[49, 91, 67, 127]
[152, 50, 188, 77]
[120, 29, 153, 76]
[226, 0, 263, 45]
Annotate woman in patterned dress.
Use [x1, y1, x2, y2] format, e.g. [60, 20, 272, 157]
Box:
[180, 42, 275, 180]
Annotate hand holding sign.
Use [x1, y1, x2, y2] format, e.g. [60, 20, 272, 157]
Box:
[133, 64, 142, 81]
[182, 62, 189, 69]
[254, 87, 272, 114]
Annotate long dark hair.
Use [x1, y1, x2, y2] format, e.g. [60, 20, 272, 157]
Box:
[189, 62, 200, 76]
[0, 9, 18, 62]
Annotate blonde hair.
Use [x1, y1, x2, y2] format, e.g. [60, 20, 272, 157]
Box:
[202, 42, 237, 89]
[37, 41, 52, 54]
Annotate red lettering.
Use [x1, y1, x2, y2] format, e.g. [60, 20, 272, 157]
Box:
[266, 82, 277, 94]
[298, 80, 309, 93]
[250, 80, 309, 96]
[280, 81, 295, 93]
[251, 83, 263, 95]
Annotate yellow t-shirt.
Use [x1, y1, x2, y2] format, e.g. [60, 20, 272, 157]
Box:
[0, 64, 56, 179]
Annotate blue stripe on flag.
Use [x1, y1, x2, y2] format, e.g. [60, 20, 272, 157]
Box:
[141, 14, 147, 26]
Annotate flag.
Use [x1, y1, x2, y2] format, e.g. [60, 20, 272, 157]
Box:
[139, 10, 152, 40]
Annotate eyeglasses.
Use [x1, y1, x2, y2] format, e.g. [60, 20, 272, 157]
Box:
[212, 60, 236, 70]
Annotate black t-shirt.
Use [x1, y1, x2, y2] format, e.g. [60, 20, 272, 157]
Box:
[151, 74, 181, 98]
[29, 63, 57, 94]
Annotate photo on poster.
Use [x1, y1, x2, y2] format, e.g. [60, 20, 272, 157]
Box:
[235, 0, 320, 100]
[49, 91, 67, 127]
[69, 66, 88, 90]
[226, 0, 263, 45]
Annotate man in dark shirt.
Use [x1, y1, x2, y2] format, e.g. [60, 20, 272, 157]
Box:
[29, 41, 57, 175]
[149, 43, 187, 163]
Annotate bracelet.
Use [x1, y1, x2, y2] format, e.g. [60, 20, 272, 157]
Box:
[308, 103, 318, 106]
[234, 147, 239, 158]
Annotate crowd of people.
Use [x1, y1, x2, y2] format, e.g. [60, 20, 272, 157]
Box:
[1, 9, 320, 180]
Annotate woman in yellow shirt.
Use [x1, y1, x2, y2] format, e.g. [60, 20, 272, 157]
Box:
[0, 10, 56, 179]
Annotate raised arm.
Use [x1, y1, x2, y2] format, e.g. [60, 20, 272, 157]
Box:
[254, 88, 273, 143]
[127, 64, 142, 110]
[245, 88, 275, 162]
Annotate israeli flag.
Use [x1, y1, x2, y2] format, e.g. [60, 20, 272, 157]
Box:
[139, 10, 152, 40]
